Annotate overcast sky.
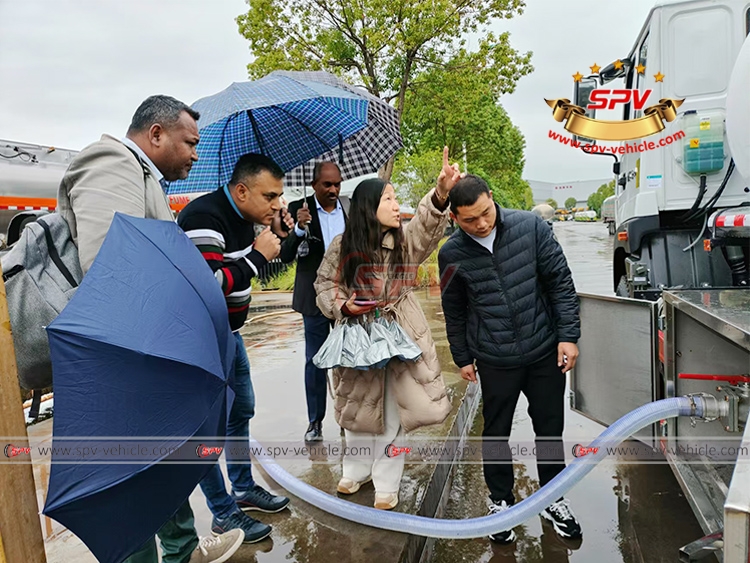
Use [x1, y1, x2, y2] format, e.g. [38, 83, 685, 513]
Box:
[0, 0, 657, 183]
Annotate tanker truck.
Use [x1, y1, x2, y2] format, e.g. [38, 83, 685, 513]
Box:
[0, 140, 195, 249]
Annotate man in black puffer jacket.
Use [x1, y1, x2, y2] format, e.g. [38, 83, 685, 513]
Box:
[438, 175, 582, 545]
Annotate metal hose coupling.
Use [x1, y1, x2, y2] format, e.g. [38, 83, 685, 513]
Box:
[685, 393, 729, 422]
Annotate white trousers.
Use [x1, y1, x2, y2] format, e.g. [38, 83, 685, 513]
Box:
[342, 377, 405, 494]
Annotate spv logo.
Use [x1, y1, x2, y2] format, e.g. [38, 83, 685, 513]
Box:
[587, 89, 652, 111]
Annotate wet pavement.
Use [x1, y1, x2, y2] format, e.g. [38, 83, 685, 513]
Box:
[431, 222, 704, 563]
[32, 221, 704, 562]
[552, 221, 613, 296]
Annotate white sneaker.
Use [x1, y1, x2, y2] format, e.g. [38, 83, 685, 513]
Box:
[488, 499, 517, 544]
[189, 529, 244, 563]
[374, 492, 398, 510]
[337, 476, 371, 494]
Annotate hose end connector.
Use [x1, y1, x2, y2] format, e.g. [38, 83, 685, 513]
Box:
[685, 393, 729, 421]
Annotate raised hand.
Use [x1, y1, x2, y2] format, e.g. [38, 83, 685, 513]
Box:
[271, 208, 295, 238]
[254, 227, 281, 260]
[296, 206, 313, 229]
[436, 146, 463, 199]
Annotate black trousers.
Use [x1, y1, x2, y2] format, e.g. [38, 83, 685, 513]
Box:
[477, 350, 566, 504]
[303, 314, 334, 423]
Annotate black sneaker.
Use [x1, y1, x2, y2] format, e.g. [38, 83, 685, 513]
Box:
[232, 484, 290, 513]
[541, 498, 582, 539]
[488, 499, 517, 544]
[211, 511, 271, 543]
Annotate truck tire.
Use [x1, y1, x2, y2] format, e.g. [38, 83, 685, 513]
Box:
[616, 275, 631, 298]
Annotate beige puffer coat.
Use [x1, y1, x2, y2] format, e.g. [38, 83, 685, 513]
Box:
[314, 189, 451, 434]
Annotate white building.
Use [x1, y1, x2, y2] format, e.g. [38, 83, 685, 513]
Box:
[526, 178, 612, 208]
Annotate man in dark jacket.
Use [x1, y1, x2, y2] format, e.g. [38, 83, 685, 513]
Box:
[280, 162, 348, 442]
[438, 175, 582, 544]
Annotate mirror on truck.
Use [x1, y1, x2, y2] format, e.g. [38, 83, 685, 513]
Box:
[598, 57, 631, 84]
[573, 77, 598, 145]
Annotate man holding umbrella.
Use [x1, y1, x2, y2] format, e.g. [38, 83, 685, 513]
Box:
[280, 162, 348, 442]
[57, 95, 244, 563]
[178, 153, 293, 543]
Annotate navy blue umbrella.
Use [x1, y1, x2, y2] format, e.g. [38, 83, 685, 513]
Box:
[43, 213, 235, 563]
[167, 74, 369, 194]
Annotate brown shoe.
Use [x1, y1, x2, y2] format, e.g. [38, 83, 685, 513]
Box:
[374, 492, 398, 510]
[337, 476, 371, 494]
[189, 529, 244, 563]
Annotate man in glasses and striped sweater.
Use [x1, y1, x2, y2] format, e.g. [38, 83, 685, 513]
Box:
[178, 153, 293, 544]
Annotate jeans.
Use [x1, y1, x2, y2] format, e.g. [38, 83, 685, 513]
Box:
[199, 332, 256, 519]
[303, 314, 333, 423]
[123, 501, 198, 563]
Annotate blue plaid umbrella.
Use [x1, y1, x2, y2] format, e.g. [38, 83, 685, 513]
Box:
[168, 74, 369, 194]
[269, 71, 403, 191]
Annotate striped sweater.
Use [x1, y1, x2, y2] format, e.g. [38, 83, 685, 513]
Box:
[177, 188, 268, 331]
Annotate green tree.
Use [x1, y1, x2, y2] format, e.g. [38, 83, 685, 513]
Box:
[394, 52, 532, 209]
[565, 196, 577, 210]
[546, 198, 557, 209]
[586, 179, 615, 216]
[393, 147, 443, 207]
[236, 0, 533, 178]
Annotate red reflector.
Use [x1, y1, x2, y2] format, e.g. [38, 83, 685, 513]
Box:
[703, 239, 711, 252]
[617, 232, 628, 241]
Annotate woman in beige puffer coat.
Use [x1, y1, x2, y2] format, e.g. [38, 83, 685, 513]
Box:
[314, 149, 462, 510]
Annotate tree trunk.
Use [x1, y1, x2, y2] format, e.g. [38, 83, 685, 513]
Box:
[379, 157, 395, 182]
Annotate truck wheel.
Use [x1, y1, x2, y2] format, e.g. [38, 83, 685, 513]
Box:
[616, 276, 632, 298]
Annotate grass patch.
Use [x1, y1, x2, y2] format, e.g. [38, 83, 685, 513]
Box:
[260, 262, 297, 291]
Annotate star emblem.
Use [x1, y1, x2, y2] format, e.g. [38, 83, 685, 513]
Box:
[590, 63, 601, 74]
[572, 71, 583, 83]
[654, 71, 665, 82]
[636, 64, 646, 74]
[613, 59, 624, 70]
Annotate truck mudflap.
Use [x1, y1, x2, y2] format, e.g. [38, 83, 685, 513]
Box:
[570, 294, 660, 444]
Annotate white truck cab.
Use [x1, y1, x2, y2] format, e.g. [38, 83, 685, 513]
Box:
[570, 4, 750, 560]
[575, 0, 750, 298]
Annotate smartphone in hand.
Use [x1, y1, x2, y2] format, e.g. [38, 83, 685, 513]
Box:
[353, 300, 378, 306]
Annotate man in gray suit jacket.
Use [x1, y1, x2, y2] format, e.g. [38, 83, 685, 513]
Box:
[59, 96, 197, 275]
[58, 95, 244, 563]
